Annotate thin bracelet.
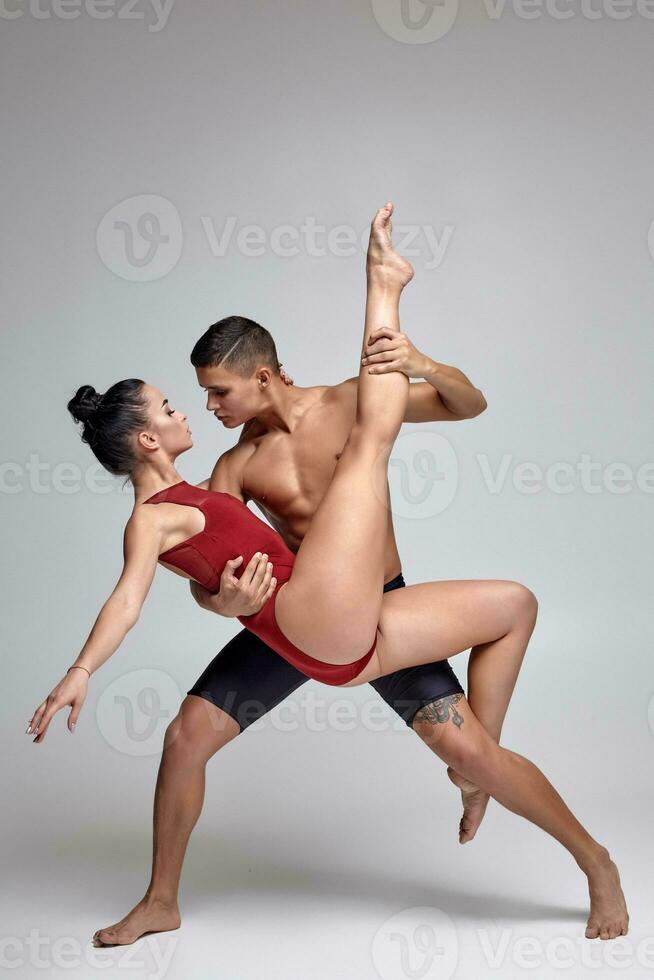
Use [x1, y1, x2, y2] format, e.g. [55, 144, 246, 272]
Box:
[67, 665, 91, 678]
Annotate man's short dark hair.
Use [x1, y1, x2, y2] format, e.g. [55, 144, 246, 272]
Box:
[190, 315, 281, 378]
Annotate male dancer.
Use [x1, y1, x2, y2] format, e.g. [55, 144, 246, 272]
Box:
[94, 212, 627, 946]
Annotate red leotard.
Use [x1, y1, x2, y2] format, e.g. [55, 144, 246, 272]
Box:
[143, 480, 376, 685]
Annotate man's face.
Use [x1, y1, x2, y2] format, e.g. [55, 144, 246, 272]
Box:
[195, 363, 266, 428]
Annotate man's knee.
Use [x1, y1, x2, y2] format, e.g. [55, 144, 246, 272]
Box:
[163, 696, 239, 760]
[444, 734, 491, 780]
[507, 581, 538, 625]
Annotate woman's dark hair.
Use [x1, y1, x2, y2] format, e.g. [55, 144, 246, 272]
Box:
[67, 379, 150, 477]
[190, 315, 281, 377]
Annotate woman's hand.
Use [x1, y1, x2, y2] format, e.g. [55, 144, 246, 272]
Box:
[191, 552, 276, 618]
[279, 364, 294, 385]
[26, 668, 89, 743]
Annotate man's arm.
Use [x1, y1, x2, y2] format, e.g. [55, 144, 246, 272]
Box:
[207, 443, 250, 502]
[404, 363, 487, 422]
[342, 326, 487, 422]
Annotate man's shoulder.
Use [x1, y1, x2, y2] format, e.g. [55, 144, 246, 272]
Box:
[209, 441, 252, 501]
[326, 377, 359, 402]
[306, 380, 352, 403]
[220, 435, 256, 465]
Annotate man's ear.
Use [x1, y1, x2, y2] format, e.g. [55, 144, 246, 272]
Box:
[256, 367, 273, 389]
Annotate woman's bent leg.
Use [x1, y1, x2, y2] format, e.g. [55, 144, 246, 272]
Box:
[275, 204, 414, 661]
[338, 579, 539, 687]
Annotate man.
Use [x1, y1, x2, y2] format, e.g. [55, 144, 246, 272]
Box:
[93, 316, 627, 945]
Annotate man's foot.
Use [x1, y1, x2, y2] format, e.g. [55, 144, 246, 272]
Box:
[447, 766, 491, 843]
[584, 849, 629, 940]
[92, 896, 181, 947]
[366, 202, 414, 289]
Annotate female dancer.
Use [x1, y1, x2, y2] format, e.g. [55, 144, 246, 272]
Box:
[27, 204, 628, 939]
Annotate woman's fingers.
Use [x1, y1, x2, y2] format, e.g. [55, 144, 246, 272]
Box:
[68, 700, 83, 732]
[31, 698, 60, 741]
[27, 702, 47, 735]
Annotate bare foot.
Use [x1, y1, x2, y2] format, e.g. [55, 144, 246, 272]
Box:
[366, 202, 415, 289]
[584, 849, 629, 940]
[447, 766, 491, 843]
[92, 896, 181, 947]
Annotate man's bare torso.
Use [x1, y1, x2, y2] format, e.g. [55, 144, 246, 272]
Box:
[210, 380, 403, 581]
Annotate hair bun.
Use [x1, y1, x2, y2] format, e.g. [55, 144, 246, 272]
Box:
[68, 385, 103, 426]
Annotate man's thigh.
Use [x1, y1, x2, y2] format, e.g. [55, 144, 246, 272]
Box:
[369, 653, 465, 728]
[187, 628, 309, 734]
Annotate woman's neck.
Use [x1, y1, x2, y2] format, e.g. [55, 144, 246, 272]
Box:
[133, 463, 184, 503]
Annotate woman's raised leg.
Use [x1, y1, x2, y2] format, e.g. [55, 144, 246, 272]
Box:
[274, 202, 415, 662]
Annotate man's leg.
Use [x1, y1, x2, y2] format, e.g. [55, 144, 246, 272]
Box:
[416, 580, 538, 841]
[370, 574, 630, 939]
[412, 696, 629, 940]
[92, 629, 310, 947]
[92, 576, 470, 947]
[369, 574, 536, 841]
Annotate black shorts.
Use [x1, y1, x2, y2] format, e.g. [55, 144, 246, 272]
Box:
[187, 571, 465, 732]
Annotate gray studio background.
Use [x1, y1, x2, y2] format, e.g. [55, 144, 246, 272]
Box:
[3, 1, 653, 978]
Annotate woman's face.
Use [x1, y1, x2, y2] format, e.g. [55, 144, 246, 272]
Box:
[139, 383, 193, 460]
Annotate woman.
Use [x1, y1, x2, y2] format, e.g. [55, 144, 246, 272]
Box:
[28, 203, 468, 694]
[28, 203, 628, 940]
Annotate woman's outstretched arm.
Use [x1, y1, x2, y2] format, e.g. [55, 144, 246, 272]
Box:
[71, 509, 162, 675]
[26, 509, 162, 742]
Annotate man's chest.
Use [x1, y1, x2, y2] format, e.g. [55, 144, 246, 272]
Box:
[242, 407, 353, 516]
